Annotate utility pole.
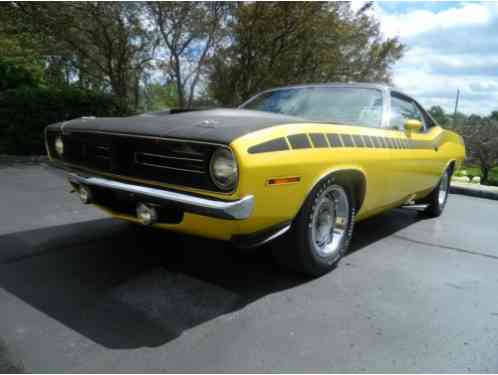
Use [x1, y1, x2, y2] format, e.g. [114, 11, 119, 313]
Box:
[453, 89, 460, 125]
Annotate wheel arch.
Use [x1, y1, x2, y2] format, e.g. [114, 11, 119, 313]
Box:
[302, 167, 367, 215]
[446, 159, 457, 176]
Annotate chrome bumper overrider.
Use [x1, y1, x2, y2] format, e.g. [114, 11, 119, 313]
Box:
[67, 173, 254, 220]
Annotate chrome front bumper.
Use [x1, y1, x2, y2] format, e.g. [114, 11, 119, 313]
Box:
[67, 173, 254, 220]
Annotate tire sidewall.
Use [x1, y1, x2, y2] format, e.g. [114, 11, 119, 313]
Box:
[438, 169, 450, 210]
[296, 177, 355, 273]
[423, 167, 451, 217]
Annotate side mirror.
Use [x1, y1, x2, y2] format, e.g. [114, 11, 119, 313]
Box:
[404, 119, 422, 132]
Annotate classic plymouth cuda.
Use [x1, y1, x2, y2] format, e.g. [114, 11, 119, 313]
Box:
[46, 83, 465, 276]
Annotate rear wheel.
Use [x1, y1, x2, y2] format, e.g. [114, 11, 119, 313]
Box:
[273, 177, 355, 277]
[423, 167, 451, 217]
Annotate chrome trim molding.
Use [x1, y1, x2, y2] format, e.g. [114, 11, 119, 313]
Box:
[67, 173, 253, 220]
[134, 152, 206, 174]
[231, 222, 291, 249]
[138, 162, 206, 174]
[137, 152, 204, 163]
[258, 224, 291, 247]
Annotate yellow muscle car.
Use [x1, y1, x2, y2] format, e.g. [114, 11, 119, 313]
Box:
[45, 83, 465, 276]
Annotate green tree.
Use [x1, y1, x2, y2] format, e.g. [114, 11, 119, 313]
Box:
[428, 105, 449, 126]
[0, 16, 45, 90]
[208, 2, 404, 106]
[453, 115, 498, 185]
[146, 2, 229, 108]
[489, 110, 498, 121]
[142, 82, 178, 112]
[10, 2, 156, 110]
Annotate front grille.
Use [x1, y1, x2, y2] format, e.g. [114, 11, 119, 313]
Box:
[48, 131, 227, 192]
[134, 152, 206, 174]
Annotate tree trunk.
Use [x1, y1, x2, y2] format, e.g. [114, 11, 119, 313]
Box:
[176, 79, 185, 108]
[133, 74, 140, 113]
[481, 165, 489, 185]
[110, 78, 129, 114]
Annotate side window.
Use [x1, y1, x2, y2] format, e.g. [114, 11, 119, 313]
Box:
[390, 94, 426, 130]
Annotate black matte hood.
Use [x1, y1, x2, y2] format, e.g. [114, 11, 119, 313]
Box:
[56, 108, 305, 145]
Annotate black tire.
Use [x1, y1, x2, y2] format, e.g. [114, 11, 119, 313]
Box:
[272, 176, 355, 277]
[423, 167, 451, 217]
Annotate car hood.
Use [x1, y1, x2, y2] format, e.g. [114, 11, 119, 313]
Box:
[55, 108, 306, 145]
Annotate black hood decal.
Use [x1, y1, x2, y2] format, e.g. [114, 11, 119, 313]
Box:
[58, 108, 305, 145]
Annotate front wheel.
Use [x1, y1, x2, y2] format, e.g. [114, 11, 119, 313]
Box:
[273, 177, 355, 277]
[423, 167, 451, 217]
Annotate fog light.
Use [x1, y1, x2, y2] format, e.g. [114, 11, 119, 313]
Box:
[55, 136, 64, 156]
[136, 203, 158, 225]
[78, 185, 92, 204]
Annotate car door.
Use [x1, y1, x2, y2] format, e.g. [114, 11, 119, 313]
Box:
[386, 92, 442, 203]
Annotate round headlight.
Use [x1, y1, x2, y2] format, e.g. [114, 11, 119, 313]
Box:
[209, 148, 238, 191]
[55, 136, 64, 156]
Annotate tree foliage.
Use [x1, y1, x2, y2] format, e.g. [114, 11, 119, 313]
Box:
[141, 82, 178, 112]
[9, 2, 156, 108]
[2, 1, 404, 110]
[0, 1, 410, 155]
[428, 105, 498, 185]
[0, 87, 128, 155]
[455, 118, 498, 185]
[208, 2, 404, 106]
[146, 2, 229, 108]
[428, 105, 449, 127]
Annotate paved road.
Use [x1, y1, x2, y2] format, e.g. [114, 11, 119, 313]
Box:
[0, 162, 497, 372]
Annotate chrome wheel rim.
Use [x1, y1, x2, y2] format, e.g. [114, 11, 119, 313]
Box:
[310, 185, 350, 258]
[438, 172, 449, 206]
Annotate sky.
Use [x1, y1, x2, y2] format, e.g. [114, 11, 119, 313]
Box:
[353, 1, 498, 116]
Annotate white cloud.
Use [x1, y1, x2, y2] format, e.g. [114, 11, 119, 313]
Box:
[373, 2, 498, 115]
[377, 2, 493, 38]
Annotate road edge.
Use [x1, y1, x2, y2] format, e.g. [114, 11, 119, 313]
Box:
[450, 184, 498, 201]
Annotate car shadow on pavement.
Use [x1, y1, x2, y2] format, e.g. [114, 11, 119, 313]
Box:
[0, 207, 426, 350]
[347, 206, 430, 254]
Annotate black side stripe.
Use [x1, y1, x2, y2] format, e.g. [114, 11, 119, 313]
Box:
[352, 135, 364, 148]
[363, 135, 373, 148]
[327, 133, 342, 147]
[309, 133, 328, 148]
[341, 134, 354, 147]
[248, 133, 441, 153]
[248, 137, 289, 154]
[288, 134, 311, 149]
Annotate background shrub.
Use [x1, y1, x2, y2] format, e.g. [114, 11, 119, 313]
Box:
[0, 87, 129, 155]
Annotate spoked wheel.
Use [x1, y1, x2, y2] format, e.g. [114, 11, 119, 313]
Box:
[310, 185, 350, 261]
[423, 167, 451, 217]
[272, 177, 355, 277]
[438, 171, 450, 206]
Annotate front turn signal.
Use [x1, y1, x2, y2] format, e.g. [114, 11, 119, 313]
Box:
[267, 176, 301, 186]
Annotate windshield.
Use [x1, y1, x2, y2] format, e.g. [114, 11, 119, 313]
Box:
[241, 86, 384, 128]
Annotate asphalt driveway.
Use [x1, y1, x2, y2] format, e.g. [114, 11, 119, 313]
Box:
[0, 161, 497, 372]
